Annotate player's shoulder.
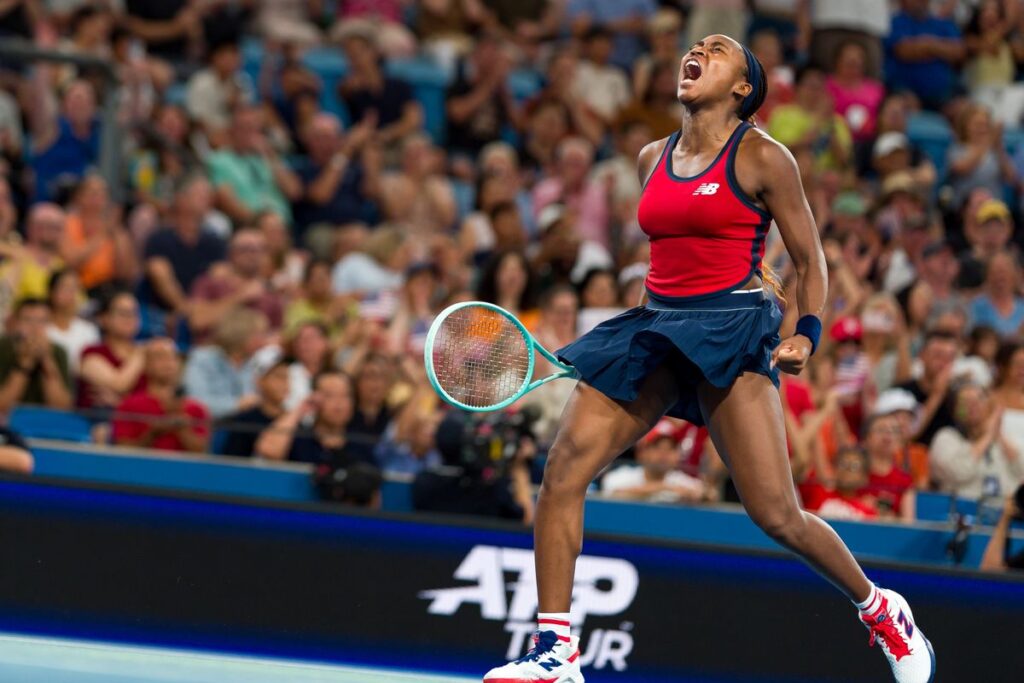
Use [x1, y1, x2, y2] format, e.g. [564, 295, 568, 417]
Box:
[736, 125, 799, 176]
[637, 135, 672, 184]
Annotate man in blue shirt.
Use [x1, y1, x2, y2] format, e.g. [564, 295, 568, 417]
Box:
[29, 79, 100, 202]
[885, 0, 966, 111]
[565, 0, 657, 72]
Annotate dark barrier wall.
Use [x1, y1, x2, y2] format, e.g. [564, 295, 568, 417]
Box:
[1, 477, 1022, 682]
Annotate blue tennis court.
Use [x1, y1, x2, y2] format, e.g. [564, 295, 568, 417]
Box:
[0, 633, 477, 683]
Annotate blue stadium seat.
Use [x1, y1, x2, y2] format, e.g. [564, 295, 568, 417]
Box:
[10, 406, 93, 443]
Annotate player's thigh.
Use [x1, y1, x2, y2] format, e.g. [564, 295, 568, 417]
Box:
[544, 369, 679, 490]
[697, 372, 801, 517]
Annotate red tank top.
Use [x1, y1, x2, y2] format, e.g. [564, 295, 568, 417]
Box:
[637, 122, 771, 298]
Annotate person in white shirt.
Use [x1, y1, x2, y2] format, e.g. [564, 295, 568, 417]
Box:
[601, 418, 706, 503]
[45, 269, 99, 376]
[572, 26, 631, 126]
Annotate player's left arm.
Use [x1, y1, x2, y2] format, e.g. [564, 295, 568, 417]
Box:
[742, 133, 828, 373]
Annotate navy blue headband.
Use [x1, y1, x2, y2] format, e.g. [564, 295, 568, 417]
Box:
[740, 45, 764, 120]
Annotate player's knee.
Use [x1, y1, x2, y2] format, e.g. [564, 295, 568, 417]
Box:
[540, 442, 592, 499]
[751, 505, 807, 547]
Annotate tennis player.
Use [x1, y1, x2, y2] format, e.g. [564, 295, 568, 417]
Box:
[483, 35, 934, 683]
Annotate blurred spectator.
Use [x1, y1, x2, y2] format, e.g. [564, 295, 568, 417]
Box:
[0, 177, 16, 241]
[185, 39, 252, 146]
[827, 40, 885, 143]
[533, 136, 610, 250]
[283, 320, 332, 409]
[77, 289, 145, 415]
[930, 383, 1024, 499]
[255, 369, 358, 464]
[860, 293, 911, 393]
[112, 337, 210, 453]
[958, 198, 1014, 290]
[60, 174, 138, 293]
[445, 32, 517, 160]
[591, 120, 649, 246]
[0, 424, 33, 474]
[963, 0, 1024, 127]
[0, 298, 73, 413]
[803, 446, 879, 521]
[828, 316, 871, 435]
[331, 224, 411, 295]
[885, 0, 966, 111]
[993, 342, 1024, 451]
[872, 132, 936, 193]
[567, 0, 657, 71]
[602, 418, 705, 503]
[980, 490, 1024, 572]
[768, 64, 853, 173]
[531, 203, 612, 287]
[573, 26, 630, 127]
[970, 251, 1024, 339]
[293, 112, 381, 237]
[28, 78, 99, 202]
[188, 228, 284, 340]
[129, 104, 197, 213]
[379, 134, 457, 236]
[219, 346, 290, 458]
[749, 28, 795, 123]
[374, 405, 442, 475]
[256, 210, 307, 298]
[616, 59, 681, 140]
[897, 330, 959, 445]
[387, 262, 440, 356]
[346, 353, 397, 464]
[949, 104, 1018, 207]
[0, 203, 66, 303]
[917, 239, 963, 321]
[805, 0, 890, 79]
[476, 249, 538, 328]
[864, 92, 937, 185]
[206, 104, 300, 224]
[285, 259, 353, 339]
[337, 27, 423, 148]
[859, 413, 916, 521]
[138, 175, 226, 325]
[523, 284, 579, 442]
[532, 49, 604, 148]
[123, 0, 202, 63]
[183, 307, 268, 419]
[631, 9, 681, 100]
[45, 269, 99, 376]
[873, 387, 930, 489]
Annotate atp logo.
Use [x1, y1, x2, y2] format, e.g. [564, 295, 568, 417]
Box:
[692, 182, 720, 196]
[420, 545, 639, 671]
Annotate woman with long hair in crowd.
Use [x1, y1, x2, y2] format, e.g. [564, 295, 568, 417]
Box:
[46, 269, 99, 377]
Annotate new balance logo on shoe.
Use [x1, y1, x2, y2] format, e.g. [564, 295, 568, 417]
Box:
[896, 610, 915, 639]
[538, 658, 561, 672]
[692, 183, 720, 196]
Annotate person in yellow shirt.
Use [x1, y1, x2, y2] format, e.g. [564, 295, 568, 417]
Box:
[0, 203, 66, 308]
[768, 64, 853, 174]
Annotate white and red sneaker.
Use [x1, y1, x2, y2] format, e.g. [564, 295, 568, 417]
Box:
[482, 630, 583, 683]
[860, 588, 935, 683]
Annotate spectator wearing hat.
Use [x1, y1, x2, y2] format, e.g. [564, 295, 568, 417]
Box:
[930, 382, 1024, 500]
[601, 418, 706, 503]
[803, 446, 880, 521]
[970, 251, 1024, 339]
[874, 387, 930, 489]
[947, 103, 1017, 209]
[219, 346, 290, 457]
[897, 330, 960, 446]
[871, 131, 937, 191]
[112, 338, 210, 454]
[885, 0, 965, 111]
[530, 204, 613, 289]
[860, 293, 912, 394]
[829, 316, 872, 436]
[958, 198, 1015, 290]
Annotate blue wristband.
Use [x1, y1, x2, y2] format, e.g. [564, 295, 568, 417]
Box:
[795, 315, 822, 355]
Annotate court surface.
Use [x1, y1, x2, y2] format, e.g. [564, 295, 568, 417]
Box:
[0, 633, 478, 683]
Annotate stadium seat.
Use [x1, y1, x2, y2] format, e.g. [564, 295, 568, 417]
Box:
[9, 406, 93, 443]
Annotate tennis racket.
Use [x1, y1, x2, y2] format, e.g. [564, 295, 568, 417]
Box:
[424, 301, 578, 412]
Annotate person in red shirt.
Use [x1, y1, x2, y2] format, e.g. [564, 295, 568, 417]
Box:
[803, 445, 879, 521]
[858, 412, 916, 522]
[112, 338, 210, 453]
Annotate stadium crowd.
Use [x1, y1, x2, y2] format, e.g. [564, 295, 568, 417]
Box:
[0, 0, 1023, 568]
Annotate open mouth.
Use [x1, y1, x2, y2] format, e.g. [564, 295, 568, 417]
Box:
[683, 58, 702, 81]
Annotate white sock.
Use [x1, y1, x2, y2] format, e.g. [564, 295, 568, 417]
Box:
[537, 612, 571, 641]
[854, 585, 882, 614]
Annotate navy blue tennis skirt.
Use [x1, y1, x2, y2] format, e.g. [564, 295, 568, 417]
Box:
[557, 286, 782, 426]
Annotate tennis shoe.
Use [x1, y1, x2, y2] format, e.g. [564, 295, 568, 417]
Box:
[483, 630, 583, 683]
[861, 588, 935, 683]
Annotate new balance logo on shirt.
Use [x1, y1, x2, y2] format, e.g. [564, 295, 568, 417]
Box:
[692, 182, 720, 196]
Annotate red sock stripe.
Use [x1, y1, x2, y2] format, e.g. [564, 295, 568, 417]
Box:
[557, 635, 570, 642]
[568, 651, 580, 663]
[537, 618, 570, 627]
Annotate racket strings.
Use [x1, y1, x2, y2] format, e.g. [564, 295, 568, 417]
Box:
[432, 307, 532, 408]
